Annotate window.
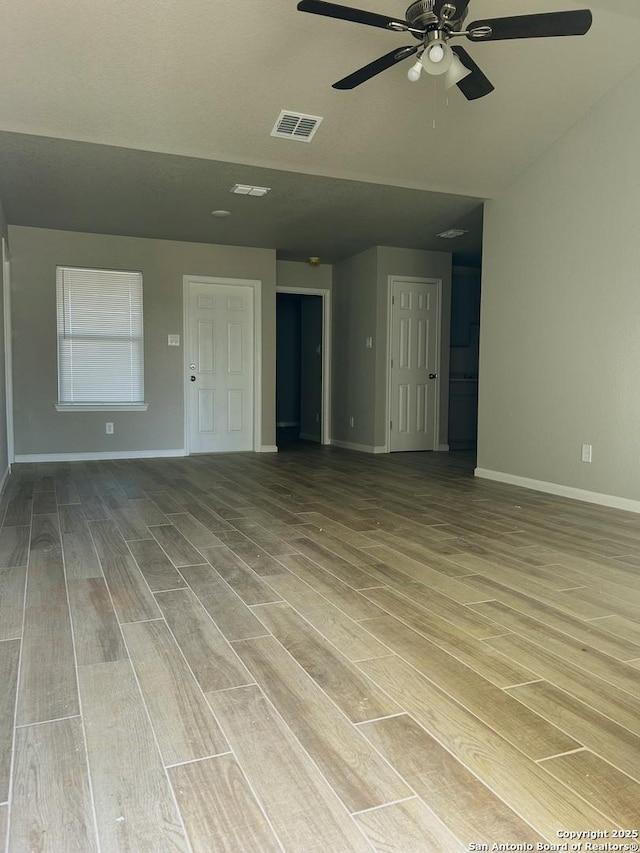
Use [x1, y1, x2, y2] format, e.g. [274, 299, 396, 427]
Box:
[56, 266, 147, 411]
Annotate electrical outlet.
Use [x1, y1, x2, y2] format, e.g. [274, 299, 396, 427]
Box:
[106, 422, 114, 435]
[349, 416, 354, 428]
[581, 443, 592, 463]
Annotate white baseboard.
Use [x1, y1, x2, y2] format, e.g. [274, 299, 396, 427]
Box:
[437, 444, 450, 452]
[259, 445, 278, 453]
[330, 439, 387, 454]
[15, 449, 186, 463]
[474, 467, 640, 515]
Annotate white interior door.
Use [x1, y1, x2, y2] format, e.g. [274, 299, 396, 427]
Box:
[186, 280, 254, 453]
[389, 278, 440, 452]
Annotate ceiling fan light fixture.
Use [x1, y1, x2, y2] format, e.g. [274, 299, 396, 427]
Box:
[422, 41, 453, 76]
[444, 53, 471, 89]
[407, 58, 423, 82]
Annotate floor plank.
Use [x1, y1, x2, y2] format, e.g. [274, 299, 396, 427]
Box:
[180, 563, 268, 642]
[201, 545, 283, 605]
[473, 600, 640, 699]
[0, 527, 29, 569]
[156, 588, 254, 693]
[17, 549, 79, 726]
[357, 655, 614, 840]
[89, 520, 161, 623]
[79, 660, 189, 852]
[61, 527, 103, 580]
[507, 680, 640, 784]
[67, 577, 128, 665]
[263, 573, 390, 661]
[128, 537, 188, 592]
[539, 749, 640, 827]
[291, 537, 382, 589]
[485, 631, 640, 736]
[169, 754, 282, 852]
[361, 615, 577, 760]
[9, 717, 98, 852]
[206, 685, 371, 852]
[252, 601, 400, 722]
[0, 640, 19, 802]
[360, 545, 481, 603]
[354, 797, 466, 852]
[150, 523, 207, 567]
[362, 588, 534, 688]
[234, 634, 410, 813]
[122, 619, 229, 766]
[462, 573, 640, 659]
[166, 512, 224, 549]
[0, 566, 26, 640]
[363, 573, 503, 639]
[276, 552, 384, 620]
[360, 714, 545, 848]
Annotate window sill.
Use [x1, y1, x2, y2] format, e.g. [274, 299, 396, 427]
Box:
[55, 403, 149, 412]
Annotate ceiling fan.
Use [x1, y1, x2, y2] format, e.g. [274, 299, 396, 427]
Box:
[296, 0, 593, 99]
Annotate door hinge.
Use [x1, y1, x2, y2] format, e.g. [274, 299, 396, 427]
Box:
[390, 420, 393, 430]
[390, 358, 394, 368]
[392, 295, 395, 305]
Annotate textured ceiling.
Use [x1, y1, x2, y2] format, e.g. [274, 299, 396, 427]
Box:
[0, 132, 483, 264]
[0, 0, 639, 262]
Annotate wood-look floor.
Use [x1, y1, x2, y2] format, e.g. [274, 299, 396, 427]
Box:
[2, 444, 640, 851]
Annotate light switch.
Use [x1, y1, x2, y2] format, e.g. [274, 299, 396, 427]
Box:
[168, 334, 180, 346]
[365, 336, 373, 349]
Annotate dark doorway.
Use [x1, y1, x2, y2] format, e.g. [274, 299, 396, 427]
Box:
[276, 293, 323, 446]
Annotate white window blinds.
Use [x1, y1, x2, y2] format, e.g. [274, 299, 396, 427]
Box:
[56, 266, 144, 404]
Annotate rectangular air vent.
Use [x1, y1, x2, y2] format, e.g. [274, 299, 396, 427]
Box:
[231, 184, 271, 196]
[271, 110, 323, 142]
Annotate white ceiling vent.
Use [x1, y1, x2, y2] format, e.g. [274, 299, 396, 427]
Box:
[271, 111, 323, 142]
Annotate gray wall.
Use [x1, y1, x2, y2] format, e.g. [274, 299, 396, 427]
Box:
[0, 236, 8, 483]
[0, 194, 7, 241]
[332, 246, 452, 449]
[9, 226, 277, 455]
[332, 248, 379, 446]
[276, 260, 332, 292]
[478, 60, 640, 500]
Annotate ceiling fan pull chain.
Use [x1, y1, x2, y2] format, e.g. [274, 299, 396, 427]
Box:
[432, 77, 437, 129]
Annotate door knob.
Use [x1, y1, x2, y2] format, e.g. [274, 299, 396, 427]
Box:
[190, 375, 196, 382]
[428, 373, 438, 379]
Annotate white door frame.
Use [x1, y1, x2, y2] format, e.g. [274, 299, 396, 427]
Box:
[276, 286, 332, 445]
[385, 275, 442, 453]
[2, 238, 13, 467]
[183, 275, 262, 454]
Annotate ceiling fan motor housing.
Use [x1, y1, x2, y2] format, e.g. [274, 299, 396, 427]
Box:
[405, 0, 437, 32]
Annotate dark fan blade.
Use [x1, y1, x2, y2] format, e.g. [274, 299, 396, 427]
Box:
[333, 45, 418, 89]
[451, 45, 494, 100]
[467, 10, 592, 41]
[297, 0, 409, 31]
